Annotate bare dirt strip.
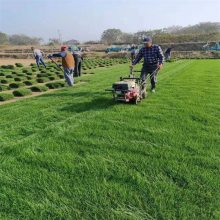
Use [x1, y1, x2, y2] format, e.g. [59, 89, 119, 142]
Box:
[0, 59, 34, 66]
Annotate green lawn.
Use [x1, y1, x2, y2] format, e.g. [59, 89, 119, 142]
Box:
[0, 60, 219, 219]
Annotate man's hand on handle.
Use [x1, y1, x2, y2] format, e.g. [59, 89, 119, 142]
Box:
[157, 63, 163, 70]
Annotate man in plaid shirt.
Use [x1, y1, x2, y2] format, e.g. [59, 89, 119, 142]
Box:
[131, 37, 164, 93]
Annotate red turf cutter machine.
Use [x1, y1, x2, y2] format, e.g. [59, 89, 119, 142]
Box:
[106, 67, 149, 104]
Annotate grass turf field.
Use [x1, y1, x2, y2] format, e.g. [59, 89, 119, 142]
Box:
[0, 60, 219, 219]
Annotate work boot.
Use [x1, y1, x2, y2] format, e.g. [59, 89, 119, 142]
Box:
[151, 89, 156, 93]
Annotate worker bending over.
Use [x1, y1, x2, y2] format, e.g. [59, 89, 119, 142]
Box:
[31, 47, 46, 69]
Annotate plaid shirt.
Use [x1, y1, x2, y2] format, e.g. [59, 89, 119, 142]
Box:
[132, 45, 164, 65]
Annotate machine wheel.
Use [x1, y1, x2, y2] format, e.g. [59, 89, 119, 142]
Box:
[113, 94, 117, 102]
[132, 97, 138, 105]
[142, 91, 147, 99]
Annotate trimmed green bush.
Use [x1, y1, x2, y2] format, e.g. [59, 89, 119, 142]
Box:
[12, 71, 19, 75]
[41, 70, 47, 73]
[47, 72, 55, 76]
[0, 93, 14, 101]
[57, 74, 64, 79]
[13, 88, 32, 97]
[17, 73, 25, 77]
[1, 65, 15, 69]
[55, 71, 62, 75]
[14, 77, 27, 82]
[15, 63, 24, 68]
[46, 81, 65, 89]
[30, 85, 48, 92]
[9, 82, 24, 89]
[32, 68, 37, 72]
[0, 85, 9, 91]
[0, 79, 8, 84]
[26, 76, 33, 80]
[37, 73, 48, 77]
[30, 63, 37, 67]
[48, 76, 56, 81]
[22, 69, 29, 73]
[26, 71, 33, 75]
[23, 80, 36, 86]
[14, 77, 22, 82]
[37, 77, 50, 83]
[6, 75, 13, 78]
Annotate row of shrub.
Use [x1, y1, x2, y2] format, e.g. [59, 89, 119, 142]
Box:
[0, 81, 65, 101]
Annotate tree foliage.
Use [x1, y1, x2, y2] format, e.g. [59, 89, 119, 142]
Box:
[0, 32, 9, 45]
[101, 22, 220, 45]
[101, 29, 124, 44]
[9, 34, 42, 45]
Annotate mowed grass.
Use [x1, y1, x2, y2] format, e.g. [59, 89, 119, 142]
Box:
[0, 60, 219, 219]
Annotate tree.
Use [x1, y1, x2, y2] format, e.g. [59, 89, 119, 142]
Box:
[0, 32, 9, 45]
[101, 29, 123, 44]
[171, 22, 220, 35]
[121, 33, 134, 44]
[63, 39, 80, 45]
[9, 34, 42, 45]
[133, 31, 151, 43]
[48, 38, 61, 46]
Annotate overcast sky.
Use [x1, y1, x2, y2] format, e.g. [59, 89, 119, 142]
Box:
[0, 0, 219, 42]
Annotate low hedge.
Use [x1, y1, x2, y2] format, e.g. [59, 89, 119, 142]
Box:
[37, 77, 50, 83]
[0, 85, 9, 91]
[12, 71, 19, 75]
[37, 73, 48, 77]
[13, 88, 32, 97]
[14, 77, 26, 82]
[26, 71, 33, 76]
[22, 69, 29, 73]
[55, 71, 62, 75]
[31, 68, 37, 72]
[30, 63, 37, 67]
[15, 63, 24, 68]
[47, 72, 56, 76]
[16, 73, 25, 76]
[48, 76, 56, 81]
[26, 76, 33, 80]
[0, 93, 14, 101]
[57, 74, 64, 79]
[46, 81, 65, 89]
[40, 69, 47, 73]
[30, 85, 48, 92]
[9, 82, 24, 89]
[0, 79, 8, 84]
[5, 75, 13, 78]
[23, 80, 36, 86]
[1, 65, 15, 69]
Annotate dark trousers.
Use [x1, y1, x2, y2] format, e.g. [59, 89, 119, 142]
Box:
[74, 58, 82, 77]
[141, 64, 158, 90]
[35, 55, 46, 69]
[131, 53, 135, 60]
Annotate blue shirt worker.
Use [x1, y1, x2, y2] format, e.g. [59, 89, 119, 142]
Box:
[48, 46, 75, 86]
[131, 37, 164, 93]
[31, 47, 46, 69]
